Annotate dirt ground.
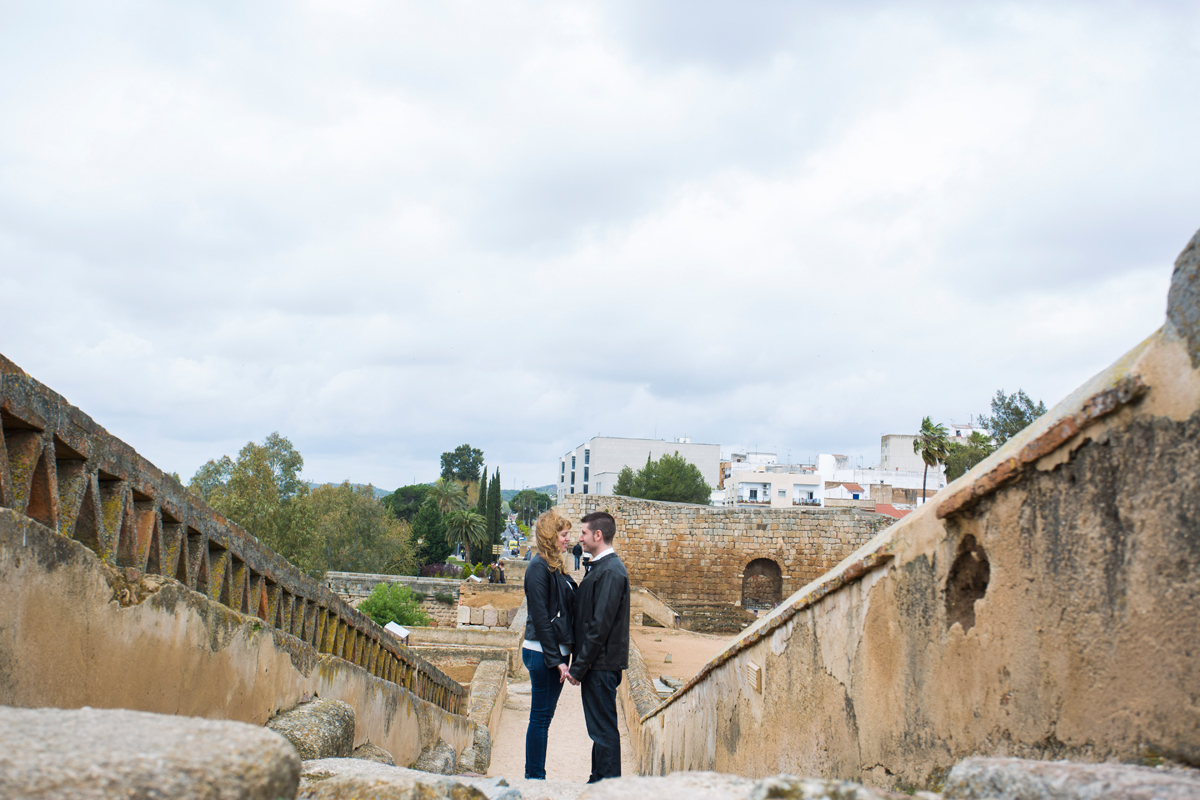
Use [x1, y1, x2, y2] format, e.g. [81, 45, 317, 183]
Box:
[629, 625, 734, 686]
[440, 664, 477, 685]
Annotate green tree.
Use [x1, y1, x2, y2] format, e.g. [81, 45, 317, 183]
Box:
[306, 482, 415, 576]
[980, 389, 1048, 446]
[411, 499, 451, 567]
[510, 489, 553, 526]
[440, 444, 485, 483]
[261, 432, 305, 501]
[614, 452, 710, 504]
[944, 431, 997, 482]
[190, 455, 234, 502]
[487, 468, 503, 543]
[445, 508, 488, 563]
[358, 582, 430, 628]
[380, 484, 433, 523]
[429, 477, 468, 514]
[613, 466, 636, 497]
[477, 469, 488, 519]
[913, 417, 950, 504]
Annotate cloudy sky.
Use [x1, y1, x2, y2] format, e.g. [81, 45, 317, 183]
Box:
[2, 1, 1197, 491]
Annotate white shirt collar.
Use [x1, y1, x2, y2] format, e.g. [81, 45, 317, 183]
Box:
[590, 546, 615, 562]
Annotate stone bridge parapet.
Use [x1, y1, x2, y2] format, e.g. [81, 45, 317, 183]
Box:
[0, 352, 464, 715]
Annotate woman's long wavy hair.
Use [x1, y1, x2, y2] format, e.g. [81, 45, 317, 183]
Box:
[534, 509, 571, 575]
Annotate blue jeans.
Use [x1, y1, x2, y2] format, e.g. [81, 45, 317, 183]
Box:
[522, 647, 565, 779]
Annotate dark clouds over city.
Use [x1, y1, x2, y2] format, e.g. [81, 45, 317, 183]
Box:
[2, 1, 1197, 489]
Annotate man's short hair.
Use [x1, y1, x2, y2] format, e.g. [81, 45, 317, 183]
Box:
[580, 511, 617, 544]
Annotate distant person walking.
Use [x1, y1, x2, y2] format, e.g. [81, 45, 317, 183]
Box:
[567, 511, 630, 784]
[572, 542, 583, 571]
[521, 510, 577, 780]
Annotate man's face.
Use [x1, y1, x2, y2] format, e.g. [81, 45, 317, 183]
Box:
[579, 523, 605, 556]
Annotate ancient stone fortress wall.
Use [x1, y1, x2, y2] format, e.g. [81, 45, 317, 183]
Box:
[556, 494, 891, 606]
[0, 351, 464, 714]
[625, 230, 1200, 792]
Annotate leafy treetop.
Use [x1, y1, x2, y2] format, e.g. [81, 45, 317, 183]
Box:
[980, 389, 1048, 446]
[613, 451, 711, 505]
[440, 444, 485, 483]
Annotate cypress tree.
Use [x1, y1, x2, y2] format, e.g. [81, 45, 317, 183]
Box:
[487, 468, 503, 544]
[477, 469, 488, 518]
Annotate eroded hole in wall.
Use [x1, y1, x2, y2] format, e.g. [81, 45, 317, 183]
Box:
[945, 534, 990, 631]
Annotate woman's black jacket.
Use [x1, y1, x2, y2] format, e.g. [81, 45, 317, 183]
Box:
[523, 554, 577, 670]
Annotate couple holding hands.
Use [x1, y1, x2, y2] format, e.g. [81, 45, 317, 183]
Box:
[522, 509, 630, 784]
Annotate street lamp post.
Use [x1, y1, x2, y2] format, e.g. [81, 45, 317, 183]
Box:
[417, 538, 424, 571]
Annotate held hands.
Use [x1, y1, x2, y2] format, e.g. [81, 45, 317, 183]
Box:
[557, 663, 571, 684]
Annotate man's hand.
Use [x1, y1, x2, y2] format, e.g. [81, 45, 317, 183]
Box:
[566, 672, 580, 686]
[557, 663, 570, 683]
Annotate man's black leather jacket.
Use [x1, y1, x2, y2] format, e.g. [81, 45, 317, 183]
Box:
[523, 554, 577, 670]
[569, 552, 630, 680]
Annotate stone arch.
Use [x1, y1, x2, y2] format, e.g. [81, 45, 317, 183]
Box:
[742, 558, 782, 609]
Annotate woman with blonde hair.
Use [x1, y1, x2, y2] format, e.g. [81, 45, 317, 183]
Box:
[521, 509, 577, 779]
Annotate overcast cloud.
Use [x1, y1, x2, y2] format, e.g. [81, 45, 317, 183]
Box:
[1, 1, 1197, 490]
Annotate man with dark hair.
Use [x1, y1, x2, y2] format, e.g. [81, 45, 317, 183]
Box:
[567, 511, 629, 783]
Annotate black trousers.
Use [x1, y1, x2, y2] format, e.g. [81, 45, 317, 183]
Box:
[580, 669, 622, 782]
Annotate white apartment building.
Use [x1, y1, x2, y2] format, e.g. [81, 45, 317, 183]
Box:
[556, 436, 722, 502]
[720, 452, 824, 509]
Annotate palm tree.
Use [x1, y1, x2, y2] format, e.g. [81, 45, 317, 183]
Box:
[444, 509, 488, 563]
[429, 477, 468, 515]
[913, 417, 950, 505]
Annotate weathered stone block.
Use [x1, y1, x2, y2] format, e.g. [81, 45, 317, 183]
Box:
[411, 739, 457, 775]
[267, 698, 356, 760]
[457, 604, 472, 625]
[482, 606, 498, 627]
[470, 607, 484, 625]
[0, 705, 299, 800]
[351, 741, 396, 766]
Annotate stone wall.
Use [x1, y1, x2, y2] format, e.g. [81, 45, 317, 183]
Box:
[624, 231, 1200, 791]
[0, 354, 464, 715]
[0, 512, 473, 768]
[556, 495, 891, 606]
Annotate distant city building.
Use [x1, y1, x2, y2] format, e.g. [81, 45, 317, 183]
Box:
[720, 452, 824, 509]
[556, 436, 721, 502]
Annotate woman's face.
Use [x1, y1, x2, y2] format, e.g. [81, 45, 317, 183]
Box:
[556, 526, 572, 552]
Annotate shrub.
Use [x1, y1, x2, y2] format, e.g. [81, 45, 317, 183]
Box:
[420, 562, 462, 579]
[410, 590, 427, 602]
[433, 591, 455, 604]
[358, 582, 430, 628]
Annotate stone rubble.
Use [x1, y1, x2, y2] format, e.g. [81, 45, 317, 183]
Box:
[0, 704, 300, 800]
[300, 757, 520, 800]
[943, 756, 1200, 800]
[350, 741, 396, 766]
[412, 739, 459, 774]
[267, 698, 357, 761]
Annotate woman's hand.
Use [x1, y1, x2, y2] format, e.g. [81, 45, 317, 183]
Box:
[557, 663, 570, 683]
